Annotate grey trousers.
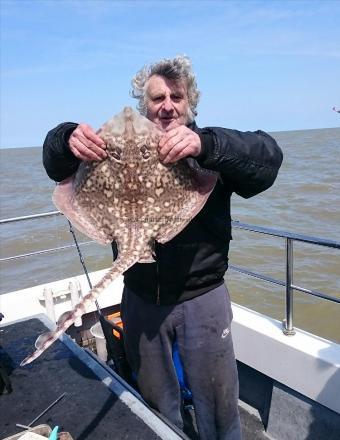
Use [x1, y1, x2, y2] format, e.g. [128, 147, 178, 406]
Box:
[121, 284, 242, 440]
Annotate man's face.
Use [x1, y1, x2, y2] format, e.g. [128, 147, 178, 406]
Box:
[145, 75, 190, 130]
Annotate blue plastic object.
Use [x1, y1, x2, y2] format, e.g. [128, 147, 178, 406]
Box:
[48, 426, 59, 440]
[172, 341, 192, 402]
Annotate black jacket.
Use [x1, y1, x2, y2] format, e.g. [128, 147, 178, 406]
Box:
[43, 120, 283, 304]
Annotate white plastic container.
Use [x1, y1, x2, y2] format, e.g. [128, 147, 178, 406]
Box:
[90, 322, 107, 361]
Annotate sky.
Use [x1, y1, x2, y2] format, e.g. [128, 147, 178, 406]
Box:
[1, 0, 339, 148]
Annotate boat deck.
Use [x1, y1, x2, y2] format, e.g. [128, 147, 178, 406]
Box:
[2, 314, 339, 440]
[0, 316, 183, 440]
[0, 316, 272, 440]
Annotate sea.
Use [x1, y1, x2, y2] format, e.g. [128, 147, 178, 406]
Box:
[0, 127, 339, 343]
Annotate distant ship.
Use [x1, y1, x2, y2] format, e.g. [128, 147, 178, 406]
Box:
[332, 106, 340, 113]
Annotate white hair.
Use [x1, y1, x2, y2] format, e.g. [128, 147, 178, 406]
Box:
[130, 55, 200, 123]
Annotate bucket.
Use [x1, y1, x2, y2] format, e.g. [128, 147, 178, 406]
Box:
[90, 322, 107, 361]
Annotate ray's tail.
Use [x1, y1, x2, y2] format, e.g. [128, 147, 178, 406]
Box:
[20, 252, 139, 366]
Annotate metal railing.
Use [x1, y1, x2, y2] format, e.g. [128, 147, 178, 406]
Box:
[0, 211, 93, 262]
[1, 212, 339, 335]
[230, 221, 340, 335]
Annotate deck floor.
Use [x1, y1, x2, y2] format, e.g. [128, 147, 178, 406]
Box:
[1, 317, 271, 440]
[0, 318, 167, 440]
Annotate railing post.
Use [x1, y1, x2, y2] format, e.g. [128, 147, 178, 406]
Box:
[283, 238, 296, 335]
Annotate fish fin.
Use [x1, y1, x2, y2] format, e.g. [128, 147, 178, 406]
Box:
[35, 331, 55, 350]
[57, 311, 73, 327]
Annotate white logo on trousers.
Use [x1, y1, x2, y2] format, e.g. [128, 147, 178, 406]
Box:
[221, 328, 230, 338]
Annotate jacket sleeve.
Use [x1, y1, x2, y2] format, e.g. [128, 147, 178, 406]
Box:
[42, 122, 81, 182]
[196, 127, 283, 198]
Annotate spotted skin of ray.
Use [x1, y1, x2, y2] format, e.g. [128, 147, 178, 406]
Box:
[20, 106, 217, 366]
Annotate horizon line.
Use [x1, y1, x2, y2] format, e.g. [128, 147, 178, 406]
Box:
[1, 125, 339, 150]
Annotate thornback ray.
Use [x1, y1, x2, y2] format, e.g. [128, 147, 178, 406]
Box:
[20, 106, 217, 366]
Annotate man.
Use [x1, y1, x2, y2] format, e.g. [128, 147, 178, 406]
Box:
[43, 55, 283, 439]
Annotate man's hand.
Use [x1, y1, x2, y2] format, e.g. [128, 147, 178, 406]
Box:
[69, 124, 107, 161]
[158, 125, 201, 164]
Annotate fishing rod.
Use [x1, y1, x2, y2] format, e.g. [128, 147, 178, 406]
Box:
[52, 181, 101, 314]
[65, 218, 132, 382]
[66, 219, 100, 312]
